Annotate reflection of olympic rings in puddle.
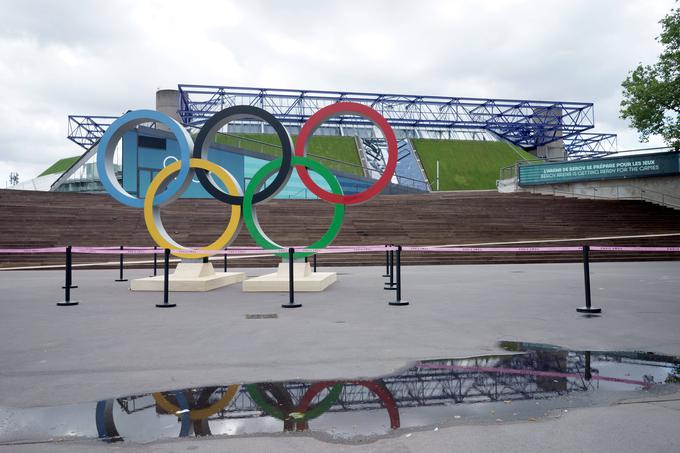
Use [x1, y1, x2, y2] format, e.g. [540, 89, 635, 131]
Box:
[95, 381, 398, 441]
[247, 380, 400, 431]
[298, 380, 400, 430]
[152, 385, 240, 420]
[246, 382, 343, 431]
[163, 156, 200, 184]
[95, 390, 192, 441]
[96, 386, 239, 441]
[96, 103, 398, 259]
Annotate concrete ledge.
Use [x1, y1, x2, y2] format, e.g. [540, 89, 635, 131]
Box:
[131, 272, 245, 291]
[243, 262, 337, 292]
[130, 262, 245, 292]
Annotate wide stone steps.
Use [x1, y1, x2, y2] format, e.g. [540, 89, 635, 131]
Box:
[1, 189, 680, 268]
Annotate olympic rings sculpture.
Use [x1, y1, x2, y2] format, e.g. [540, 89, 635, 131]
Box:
[96, 103, 398, 259]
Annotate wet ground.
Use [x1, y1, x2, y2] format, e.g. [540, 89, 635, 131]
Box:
[1, 342, 679, 447]
[1, 262, 680, 451]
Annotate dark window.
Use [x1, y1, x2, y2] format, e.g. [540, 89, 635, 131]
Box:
[138, 136, 166, 149]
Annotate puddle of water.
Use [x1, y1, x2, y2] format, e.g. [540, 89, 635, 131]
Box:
[0, 342, 678, 445]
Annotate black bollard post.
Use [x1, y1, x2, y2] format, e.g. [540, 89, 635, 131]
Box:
[577, 245, 601, 314]
[313, 254, 317, 273]
[223, 249, 228, 272]
[57, 245, 79, 306]
[389, 245, 409, 306]
[151, 246, 158, 277]
[115, 245, 128, 282]
[156, 248, 176, 308]
[384, 247, 397, 290]
[382, 245, 391, 277]
[61, 245, 78, 289]
[584, 351, 592, 381]
[282, 247, 301, 308]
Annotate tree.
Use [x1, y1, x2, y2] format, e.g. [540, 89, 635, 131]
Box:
[621, 7, 680, 147]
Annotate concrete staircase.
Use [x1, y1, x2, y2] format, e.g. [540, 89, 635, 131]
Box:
[2, 189, 680, 268]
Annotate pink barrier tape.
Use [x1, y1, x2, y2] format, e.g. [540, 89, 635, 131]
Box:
[229, 245, 394, 251]
[297, 246, 398, 253]
[86, 246, 154, 250]
[590, 246, 680, 252]
[71, 247, 164, 255]
[0, 247, 66, 253]
[3, 244, 680, 255]
[72, 245, 397, 255]
[402, 246, 583, 253]
[415, 362, 650, 388]
[70, 247, 262, 256]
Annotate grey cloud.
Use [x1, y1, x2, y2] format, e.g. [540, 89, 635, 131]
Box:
[0, 0, 674, 180]
[0, 1, 135, 47]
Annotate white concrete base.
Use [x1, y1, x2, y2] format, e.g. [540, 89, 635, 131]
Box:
[243, 262, 336, 292]
[130, 262, 245, 292]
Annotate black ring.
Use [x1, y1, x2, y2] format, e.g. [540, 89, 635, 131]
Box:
[193, 105, 293, 205]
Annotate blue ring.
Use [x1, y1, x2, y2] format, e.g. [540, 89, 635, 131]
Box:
[96, 110, 192, 208]
[174, 391, 192, 437]
[95, 399, 121, 441]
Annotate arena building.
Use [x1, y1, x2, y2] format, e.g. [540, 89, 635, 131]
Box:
[16, 85, 620, 198]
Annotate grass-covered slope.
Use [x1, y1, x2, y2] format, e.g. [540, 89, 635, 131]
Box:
[412, 139, 538, 190]
[214, 133, 363, 177]
[39, 156, 81, 177]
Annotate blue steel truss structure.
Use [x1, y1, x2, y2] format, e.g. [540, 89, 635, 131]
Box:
[177, 84, 616, 158]
[563, 132, 617, 156]
[66, 85, 617, 159]
[67, 115, 118, 150]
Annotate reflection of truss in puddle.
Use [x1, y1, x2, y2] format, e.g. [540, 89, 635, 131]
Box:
[3, 342, 679, 445]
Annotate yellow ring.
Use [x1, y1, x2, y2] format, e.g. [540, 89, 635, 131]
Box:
[152, 385, 240, 421]
[144, 158, 242, 259]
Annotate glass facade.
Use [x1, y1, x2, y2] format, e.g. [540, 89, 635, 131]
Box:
[53, 126, 421, 197]
[120, 129, 372, 200]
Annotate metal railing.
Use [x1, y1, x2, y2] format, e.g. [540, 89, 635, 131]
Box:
[223, 132, 429, 189]
[224, 133, 363, 174]
[499, 163, 518, 181]
[499, 155, 577, 180]
[534, 185, 680, 210]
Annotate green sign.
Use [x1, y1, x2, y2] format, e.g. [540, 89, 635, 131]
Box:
[518, 152, 680, 186]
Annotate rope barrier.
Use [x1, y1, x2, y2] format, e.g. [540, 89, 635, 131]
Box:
[1, 244, 680, 255]
[1, 241, 673, 312]
[0, 247, 66, 253]
[402, 246, 584, 253]
[415, 362, 651, 388]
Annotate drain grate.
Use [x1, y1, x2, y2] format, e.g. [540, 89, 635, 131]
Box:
[245, 313, 278, 319]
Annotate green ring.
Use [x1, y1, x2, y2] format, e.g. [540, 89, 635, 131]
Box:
[245, 383, 343, 422]
[243, 156, 345, 259]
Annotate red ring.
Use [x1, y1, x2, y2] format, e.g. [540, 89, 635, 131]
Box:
[297, 380, 400, 430]
[294, 102, 398, 205]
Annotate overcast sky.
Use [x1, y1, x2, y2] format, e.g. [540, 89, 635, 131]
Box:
[0, 0, 675, 183]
